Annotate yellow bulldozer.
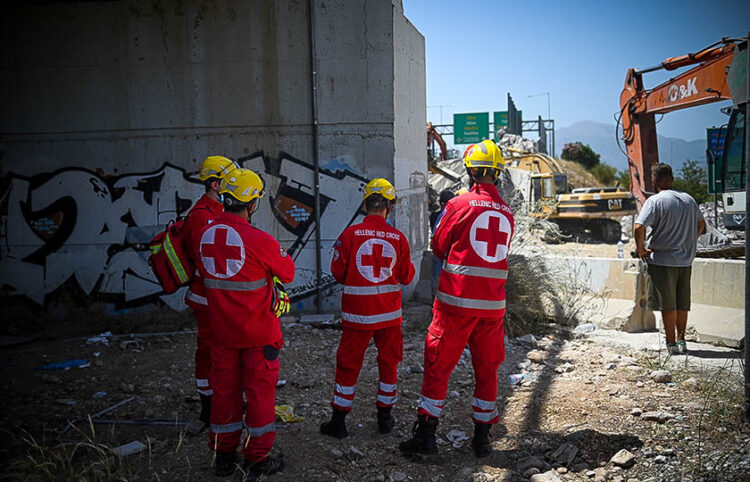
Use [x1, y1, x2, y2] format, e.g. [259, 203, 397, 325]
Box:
[504, 151, 635, 242]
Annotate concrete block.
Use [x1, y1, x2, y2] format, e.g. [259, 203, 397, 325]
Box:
[655, 304, 745, 348]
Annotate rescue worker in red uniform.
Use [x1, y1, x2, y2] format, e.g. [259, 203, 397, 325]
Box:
[400, 140, 514, 458]
[197, 168, 294, 479]
[183, 155, 237, 429]
[320, 178, 416, 439]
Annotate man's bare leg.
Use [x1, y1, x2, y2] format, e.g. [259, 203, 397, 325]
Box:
[661, 310, 677, 345]
[676, 310, 688, 342]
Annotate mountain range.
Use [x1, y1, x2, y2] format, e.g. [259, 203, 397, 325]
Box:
[556, 120, 706, 172]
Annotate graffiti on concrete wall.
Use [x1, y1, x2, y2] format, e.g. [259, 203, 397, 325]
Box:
[0, 152, 368, 311]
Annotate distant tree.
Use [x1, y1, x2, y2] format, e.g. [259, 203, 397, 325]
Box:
[590, 164, 617, 186]
[615, 169, 631, 189]
[673, 159, 710, 204]
[561, 142, 600, 169]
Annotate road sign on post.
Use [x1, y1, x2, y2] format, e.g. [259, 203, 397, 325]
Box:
[454, 112, 489, 144]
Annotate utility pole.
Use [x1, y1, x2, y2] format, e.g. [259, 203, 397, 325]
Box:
[528, 92, 553, 156]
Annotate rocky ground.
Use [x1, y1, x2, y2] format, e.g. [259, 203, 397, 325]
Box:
[1, 302, 748, 481]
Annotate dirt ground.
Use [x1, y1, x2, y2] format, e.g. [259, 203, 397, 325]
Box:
[1, 302, 748, 482]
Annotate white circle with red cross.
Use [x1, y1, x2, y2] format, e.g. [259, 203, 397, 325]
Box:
[199, 224, 245, 279]
[355, 238, 397, 283]
[469, 211, 512, 263]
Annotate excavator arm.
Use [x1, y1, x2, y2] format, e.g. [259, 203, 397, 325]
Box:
[619, 39, 739, 209]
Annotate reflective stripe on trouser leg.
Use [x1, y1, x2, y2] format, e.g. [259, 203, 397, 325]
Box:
[419, 310, 479, 418]
[208, 345, 244, 453]
[468, 318, 505, 424]
[332, 328, 374, 412]
[418, 395, 445, 418]
[472, 397, 499, 424]
[242, 346, 278, 463]
[194, 307, 212, 395]
[373, 324, 402, 408]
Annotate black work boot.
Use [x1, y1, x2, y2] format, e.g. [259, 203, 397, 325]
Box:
[320, 408, 349, 439]
[471, 422, 492, 458]
[199, 393, 212, 426]
[242, 454, 285, 481]
[377, 406, 395, 434]
[215, 451, 236, 477]
[398, 415, 439, 455]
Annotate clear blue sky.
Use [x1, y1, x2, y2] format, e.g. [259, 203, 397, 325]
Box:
[403, 0, 749, 142]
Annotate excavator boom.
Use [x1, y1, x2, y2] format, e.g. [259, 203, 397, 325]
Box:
[620, 39, 742, 209]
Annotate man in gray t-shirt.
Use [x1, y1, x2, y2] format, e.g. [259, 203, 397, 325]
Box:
[634, 163, 705, 355]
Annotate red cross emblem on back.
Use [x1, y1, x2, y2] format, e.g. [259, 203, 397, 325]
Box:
[200, 225, 245, 279]
[356, 238, 397, 283]
[474, 215, 509, 258]
[469, 211, 511, 263]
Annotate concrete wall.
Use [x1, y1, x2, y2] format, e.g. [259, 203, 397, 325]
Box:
[0, 0, 426, 314]
[540, 256, 745, 348]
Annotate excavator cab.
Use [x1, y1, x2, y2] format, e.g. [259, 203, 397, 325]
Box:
[719, 107, 746, 229]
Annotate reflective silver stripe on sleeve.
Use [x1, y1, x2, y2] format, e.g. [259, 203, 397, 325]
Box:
[204, 278, 267, 291]
[443, 262, 508, 280]
[196, 379, 210, 388]
[335, 383, 355, 396]
[472, 397, 496, 410]
[473, 410, 499, 422]
[436, 291, 506, 311]
[186, 290, 208, 305]
[340, 309, 402, 325]
[377, 394, 398, 405]
[210, 421, 243, 433]
[333, 395, 354, 408]
[246, 422, 276, 437]
[343, 284, 401, 295]
[197, 388, 214, 396]
[379, 382, 397, 393]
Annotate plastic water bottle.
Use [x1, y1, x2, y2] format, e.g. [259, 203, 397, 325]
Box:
[508, 374, 527, 386]
[617, 240, 624, 259]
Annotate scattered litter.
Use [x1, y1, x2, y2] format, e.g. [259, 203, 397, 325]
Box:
[55, 399, 77, 406]
[446, 429, 469, 448]
[349, 445, 364, 458]
[275, 405, 305, 423]
[112, 441, 147, 457]
[93, 352, 101, 357]
[92, 391, 107, 398]
[509, 374, 527, 386]
[516, 334, 537, 344]
[276, 379, 287, 388]
[573, 323, 596, 334]
[37, 359, 89, 370]
[58, 397, 135, 439]
[119, 340, 142, 351]
[87, 331, 112, 345]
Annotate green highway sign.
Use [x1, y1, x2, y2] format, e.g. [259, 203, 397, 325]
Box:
[494, 111, 508, 128]
[454, 112, 489, 144]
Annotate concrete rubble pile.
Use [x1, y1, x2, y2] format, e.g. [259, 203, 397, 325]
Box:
[495, 128, 540, 155]
[698, 201, 744, 242]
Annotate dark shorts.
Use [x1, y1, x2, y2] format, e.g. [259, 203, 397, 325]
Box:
[647, 264, 692, 312]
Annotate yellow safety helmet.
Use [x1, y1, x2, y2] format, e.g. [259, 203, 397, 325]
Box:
[198, 155, 238, 182]
[362, 178, 396, 201]
[463, 140, 505, 170]
[220, 168, 265, 205]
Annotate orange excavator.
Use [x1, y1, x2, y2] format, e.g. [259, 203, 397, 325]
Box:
[619, 36, 748, 221]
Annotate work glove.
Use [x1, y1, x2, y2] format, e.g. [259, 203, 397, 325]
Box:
[271, 276, 290, 318]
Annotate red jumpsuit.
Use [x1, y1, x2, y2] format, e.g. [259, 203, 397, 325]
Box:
[419, 183, 514, 425]
[329, 215, 415, 412]
[183, 194, 224, 396]
[196, 212, 295, 462]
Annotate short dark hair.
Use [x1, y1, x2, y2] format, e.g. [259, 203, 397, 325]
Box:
[224, 197, 254, 213]
[364, 193, 391, 212]
[439, 190, 455, 205]
[651, 163, 673, 183]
